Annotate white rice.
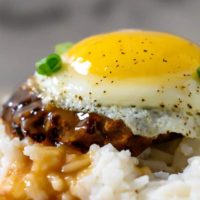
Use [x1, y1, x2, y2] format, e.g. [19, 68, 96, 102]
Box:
[71, 144, 146, 200]
[1, 121, 200, 199]
[140, 156, 200, 200]
[72, 139, 200, 200]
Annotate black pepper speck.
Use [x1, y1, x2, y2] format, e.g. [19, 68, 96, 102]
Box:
[78, 96, 83, 101]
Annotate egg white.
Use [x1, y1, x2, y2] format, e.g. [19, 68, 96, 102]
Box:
[34, 60, 200, 112]
[30, 64, 200, 139]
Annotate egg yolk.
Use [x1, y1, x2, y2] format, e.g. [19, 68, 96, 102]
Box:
[65, 31, 200, 79]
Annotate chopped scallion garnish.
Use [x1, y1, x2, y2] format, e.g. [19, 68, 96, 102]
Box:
[35, 53, 62, 76]
[55, 42, 74, 55]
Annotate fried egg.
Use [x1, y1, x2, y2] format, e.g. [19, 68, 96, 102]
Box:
[34, 30, 200, 138]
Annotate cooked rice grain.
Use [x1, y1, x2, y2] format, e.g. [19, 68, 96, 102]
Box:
[1, 121, 200, 200]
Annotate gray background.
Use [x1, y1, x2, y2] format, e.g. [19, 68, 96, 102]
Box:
[0, 0, 200, 93]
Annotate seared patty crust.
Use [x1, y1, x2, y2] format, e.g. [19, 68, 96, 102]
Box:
[1, 87, 182, 156]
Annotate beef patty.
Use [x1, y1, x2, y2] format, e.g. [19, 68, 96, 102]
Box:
[1, 86, 182, 156]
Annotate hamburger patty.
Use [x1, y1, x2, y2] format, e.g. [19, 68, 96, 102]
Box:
[1, 87, 182, 156]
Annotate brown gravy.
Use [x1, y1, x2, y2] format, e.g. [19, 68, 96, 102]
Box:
[1, 87, 182, 156]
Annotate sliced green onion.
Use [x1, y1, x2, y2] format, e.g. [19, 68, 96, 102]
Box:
[197, 67, 200, 78]
[35, 53, 62, 76]
[55, 42, 74, 55]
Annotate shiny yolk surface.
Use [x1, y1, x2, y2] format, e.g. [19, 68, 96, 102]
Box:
[35, 30, 200, 114]
[65, 31, 200, 79]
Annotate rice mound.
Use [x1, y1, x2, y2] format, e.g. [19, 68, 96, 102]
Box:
[71, 144, 148, 200]
[140, 156, 200, 200]
[1, 121, 200, 199]
[72, 142, 200, 200]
